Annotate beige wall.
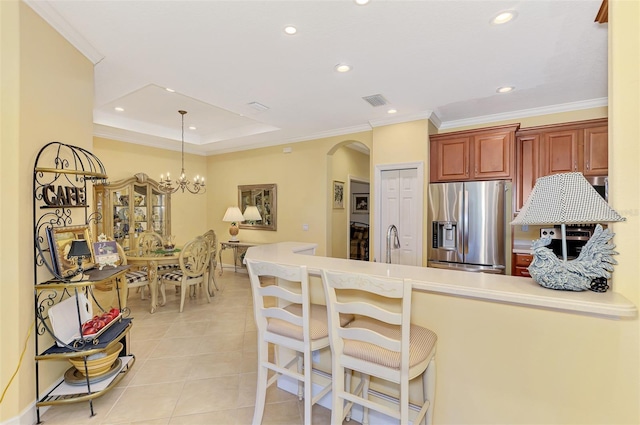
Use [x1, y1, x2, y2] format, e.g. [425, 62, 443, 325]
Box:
[371, 119, 430, 263]
[1, 1, 95, 421]
[93, 138, 208, 247]
[2, 0, 638, 423]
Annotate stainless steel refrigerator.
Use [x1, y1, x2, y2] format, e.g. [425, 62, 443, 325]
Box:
[427, 180, 508, 274]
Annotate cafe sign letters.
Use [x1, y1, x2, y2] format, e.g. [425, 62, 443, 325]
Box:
[42, 184, 86, 207]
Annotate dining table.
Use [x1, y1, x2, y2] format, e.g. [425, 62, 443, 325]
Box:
[125, 249, 181, 313]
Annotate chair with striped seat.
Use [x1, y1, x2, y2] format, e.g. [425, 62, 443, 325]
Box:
[137, 231, 179, 274]
[246, 259, 354, 425]
[321, 269, 437, 425]
[159, 236, 211, 312]
[202, 229, 219, 295]
[114, 242, 165, 304]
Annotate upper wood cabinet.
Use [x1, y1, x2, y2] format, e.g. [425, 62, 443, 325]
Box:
[430, 124, 519, 182]
[583, 125, 608, 176]
[514, 118, 608, 212]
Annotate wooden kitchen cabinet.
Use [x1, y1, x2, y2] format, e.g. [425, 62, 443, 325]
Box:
[583, 125, 608, 176]
[541, 129, 579, 175]
[515, 134, 541, 214]
[512, 253, 533, 277]
[513, 118, 608, 212]
[430, 123, 519, 182]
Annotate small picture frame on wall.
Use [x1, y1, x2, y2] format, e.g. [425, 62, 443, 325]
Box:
[333, 181, 345, 209]
[352, 193, 369, 214]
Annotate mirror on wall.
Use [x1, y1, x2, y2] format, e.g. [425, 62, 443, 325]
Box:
[238, 184, 277, 231]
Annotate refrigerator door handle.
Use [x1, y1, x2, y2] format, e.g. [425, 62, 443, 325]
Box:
[457, 189, 465, 258]
[462, 188, 469, 255]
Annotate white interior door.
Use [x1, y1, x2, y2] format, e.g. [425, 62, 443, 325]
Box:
[378, 166, 422, 265]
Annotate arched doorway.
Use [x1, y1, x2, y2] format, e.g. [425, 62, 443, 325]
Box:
[326, 140, 370, 259]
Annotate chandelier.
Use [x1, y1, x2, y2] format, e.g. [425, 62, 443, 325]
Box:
[159, 110, 205, 194]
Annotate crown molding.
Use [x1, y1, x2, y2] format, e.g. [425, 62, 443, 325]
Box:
[24, 0, 104, 65]
[438, 98, 608, 130]
[369, 111, 433, 128]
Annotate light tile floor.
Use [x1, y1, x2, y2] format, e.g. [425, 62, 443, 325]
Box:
[38, 269, 342, 425]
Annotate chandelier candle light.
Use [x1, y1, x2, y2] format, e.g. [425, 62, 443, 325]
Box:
[159, 110, 205, 194]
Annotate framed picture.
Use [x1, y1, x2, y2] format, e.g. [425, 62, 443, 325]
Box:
[352, 193, 370, 214]
[333, 181, 345, 209]
[93, 240, 119, 269]
[48, 225, 95, 277]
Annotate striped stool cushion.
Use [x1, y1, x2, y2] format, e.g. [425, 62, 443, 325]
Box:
[125, 270, 149, 284]
[343, 318, 437, 370]
[267, 304, 353, 342]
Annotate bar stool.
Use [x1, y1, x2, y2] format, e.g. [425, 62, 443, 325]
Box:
[246, 259, 352, 425]
[321, 269, 437, 425]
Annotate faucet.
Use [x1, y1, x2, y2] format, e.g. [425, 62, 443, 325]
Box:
[386, 224, 400, 264]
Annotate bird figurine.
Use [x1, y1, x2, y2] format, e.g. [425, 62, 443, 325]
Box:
[528, 224, 618, 292]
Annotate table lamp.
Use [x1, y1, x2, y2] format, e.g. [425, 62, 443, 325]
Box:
[511, 172, 625, 291]
[223, 206, 245, 242]
[67, 239, 92, 281]
[243, 205, 262, 224]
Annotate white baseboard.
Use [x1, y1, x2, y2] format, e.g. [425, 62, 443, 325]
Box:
[1, 401, 38, 425]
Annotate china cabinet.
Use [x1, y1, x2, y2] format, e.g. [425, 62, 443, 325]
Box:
[33, 142, 135, 422]
[94, 173, 171, 251]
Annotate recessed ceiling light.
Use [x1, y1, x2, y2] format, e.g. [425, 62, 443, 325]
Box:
[165, 87, 175, 93]
[387, 108, 397, 114]
[284, 26, 297, 35]
[496, 86, 515, 93]
[114, 107, 124, 112]
[335, 63, 351, 73]
[189, 126, 196, 130]
[492, 11, 517, 25]
[354, 0, 370, 5]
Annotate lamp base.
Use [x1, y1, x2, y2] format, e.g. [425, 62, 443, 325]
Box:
[228, 224, 239, 242]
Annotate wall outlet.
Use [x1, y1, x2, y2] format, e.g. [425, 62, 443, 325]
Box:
[302, 224, 309, 231]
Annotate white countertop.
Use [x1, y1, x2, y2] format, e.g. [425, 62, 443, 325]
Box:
[245, 242, 637, 319]
[513, 240, 534, 254]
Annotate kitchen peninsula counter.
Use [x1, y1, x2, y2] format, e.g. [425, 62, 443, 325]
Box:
[245, 242, 636, 319]
[246, 242, 638, 424]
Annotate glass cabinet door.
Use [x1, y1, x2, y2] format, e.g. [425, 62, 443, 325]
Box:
[150, 188, 166, 234]
[133, 184, 148, 235]
[112, 187, 131, 250]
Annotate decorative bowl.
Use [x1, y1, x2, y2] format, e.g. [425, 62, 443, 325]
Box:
[69, 342, 123, 377]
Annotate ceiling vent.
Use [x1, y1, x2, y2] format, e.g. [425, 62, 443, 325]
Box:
[248, 101, 270, 111]
[362, 94, 389, 107]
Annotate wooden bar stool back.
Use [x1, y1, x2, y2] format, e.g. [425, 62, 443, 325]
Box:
[321, 269, 437, 425]
[247, 259, 341, 425]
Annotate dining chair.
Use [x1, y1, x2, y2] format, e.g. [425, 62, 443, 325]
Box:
[202, 229, 219, 295]
[114, 242, 166, 305]
[159, 236, 211, 312]
[246, 259, 353, 425]
[320, 269, 437, 425]
[136, 231, 179, 272]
